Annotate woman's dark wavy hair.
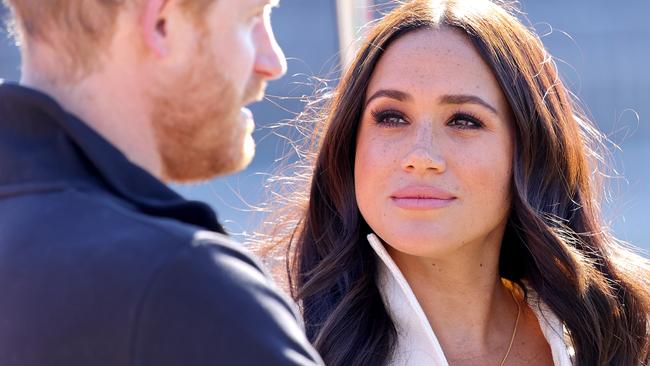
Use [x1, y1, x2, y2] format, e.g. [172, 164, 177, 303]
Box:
[259, 0, 650, 365]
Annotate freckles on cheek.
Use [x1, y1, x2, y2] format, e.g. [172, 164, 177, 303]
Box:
[375, 140, 400, 174]
[359, 136, 381, 167]
[356, 138, 393, 199]
[470, 156, 512, 203]
[384, 141, 399, 164]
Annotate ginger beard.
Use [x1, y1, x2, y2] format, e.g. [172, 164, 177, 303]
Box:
[151, 41, 262, 183]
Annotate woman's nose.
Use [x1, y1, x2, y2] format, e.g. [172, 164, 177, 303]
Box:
[400, 131, 446, 174]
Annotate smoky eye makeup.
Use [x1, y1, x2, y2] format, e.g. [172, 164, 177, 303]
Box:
[370, 109, 410, 127]
[446, 111, 486, 130]
[367, 104, 490, 131]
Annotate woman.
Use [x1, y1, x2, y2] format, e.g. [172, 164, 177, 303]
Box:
[260, 0, 650, 365]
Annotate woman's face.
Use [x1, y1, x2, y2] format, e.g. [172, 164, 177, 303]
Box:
[354, 28, 514, 259]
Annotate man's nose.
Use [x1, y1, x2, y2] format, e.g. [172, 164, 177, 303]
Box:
[254, 15, 287, 80]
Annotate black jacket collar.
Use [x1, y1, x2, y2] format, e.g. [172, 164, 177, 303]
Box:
[0, 82, 225, 234]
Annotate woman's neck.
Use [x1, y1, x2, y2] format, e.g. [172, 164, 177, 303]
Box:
[387, 239, 519, 360]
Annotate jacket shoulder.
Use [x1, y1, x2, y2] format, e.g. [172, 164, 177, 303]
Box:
[130, 230, 323, 365]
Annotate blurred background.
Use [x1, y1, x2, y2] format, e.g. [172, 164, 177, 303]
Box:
[1, 1, 648, 253]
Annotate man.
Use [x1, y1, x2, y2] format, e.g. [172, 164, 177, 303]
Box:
[0, 0, 323, 365]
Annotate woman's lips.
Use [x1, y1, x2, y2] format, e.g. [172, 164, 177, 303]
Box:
[390, 186, 456, 210]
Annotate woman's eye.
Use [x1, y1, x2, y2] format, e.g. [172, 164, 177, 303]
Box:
[371, 110, 408, 127]
[448, 113, 484, 130]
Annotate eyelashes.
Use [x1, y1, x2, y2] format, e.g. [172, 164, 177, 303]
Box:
[370, 109, 407, 127]
[370, 108, 485, 130]
[448, 112, 485, 130]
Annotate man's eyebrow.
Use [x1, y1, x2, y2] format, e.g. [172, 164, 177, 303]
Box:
[365, 89, 413, 107]
[439, 94, 499, 115]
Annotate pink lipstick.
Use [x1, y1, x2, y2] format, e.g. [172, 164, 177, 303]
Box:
[390, 186, 456, 210]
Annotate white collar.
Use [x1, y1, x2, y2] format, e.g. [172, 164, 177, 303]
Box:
[367, 233, 574, 366]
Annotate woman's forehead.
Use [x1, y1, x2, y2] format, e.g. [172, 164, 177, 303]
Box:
[365, 28, 508, 114]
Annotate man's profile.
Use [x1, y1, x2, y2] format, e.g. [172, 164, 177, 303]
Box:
[0, 0, 323, 365]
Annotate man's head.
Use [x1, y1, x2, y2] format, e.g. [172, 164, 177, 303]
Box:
[3, 0, 287, 182]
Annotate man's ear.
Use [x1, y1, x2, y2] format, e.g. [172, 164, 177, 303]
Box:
[141, 0, 169, 57]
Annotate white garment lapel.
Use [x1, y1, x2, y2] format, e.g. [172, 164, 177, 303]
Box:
[367, 233, 574, 366]
[368, 233, 450, 365]
[524, 292, 575, 366]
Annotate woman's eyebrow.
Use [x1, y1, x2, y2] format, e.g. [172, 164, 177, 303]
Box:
[439, 94, 499, 115]
[365, 90, 499, 116]
[365, 89, 413, 107]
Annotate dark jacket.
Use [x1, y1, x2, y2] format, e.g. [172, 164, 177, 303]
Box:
[0, 83, 323, 366]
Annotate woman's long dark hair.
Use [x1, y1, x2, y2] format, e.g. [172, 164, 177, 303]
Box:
[258, 1, 650, 365]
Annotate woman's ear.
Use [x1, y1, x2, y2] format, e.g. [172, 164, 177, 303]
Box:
[141, 0, 169, 57]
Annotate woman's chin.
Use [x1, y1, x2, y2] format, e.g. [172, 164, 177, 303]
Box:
[378, 230, 459, 259]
